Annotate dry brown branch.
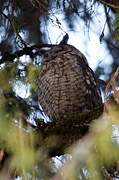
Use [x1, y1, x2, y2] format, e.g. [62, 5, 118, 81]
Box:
[99, 0, 119, 10]
[106, 66, 119, 104]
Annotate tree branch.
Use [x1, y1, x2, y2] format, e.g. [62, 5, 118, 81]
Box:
[98, 0, 119, 10]
[0, 44, 56, 64]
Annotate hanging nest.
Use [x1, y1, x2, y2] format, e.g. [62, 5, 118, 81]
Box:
[38, 44, 103, 154]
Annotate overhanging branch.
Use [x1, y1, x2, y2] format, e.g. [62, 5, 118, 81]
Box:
[0, 44, 56, 64]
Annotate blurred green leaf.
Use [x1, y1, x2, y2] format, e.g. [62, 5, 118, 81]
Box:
[27, 63, 41, 91]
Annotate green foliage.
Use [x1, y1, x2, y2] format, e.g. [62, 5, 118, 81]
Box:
[0, 0, 119, 179]
[0, 62, 17, 91]
[8, 125, 35, 172]
[114, 13, 119, 41]
[27, 63, 41, 92]
[61, 114, 119, 180]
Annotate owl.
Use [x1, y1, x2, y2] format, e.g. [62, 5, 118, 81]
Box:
[38, 44, 103, 131]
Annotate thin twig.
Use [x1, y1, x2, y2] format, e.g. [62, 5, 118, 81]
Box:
[0, 10, 27, 47]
